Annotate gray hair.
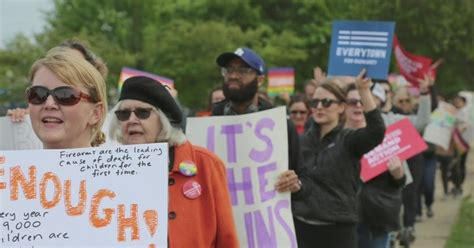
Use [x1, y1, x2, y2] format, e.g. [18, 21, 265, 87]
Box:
[108, 101, 187, 146]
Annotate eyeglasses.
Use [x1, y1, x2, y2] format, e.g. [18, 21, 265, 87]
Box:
[309, 98, 341, 108]
[26, 85, 94, 106]
[114, 108, 153, 121]
[346, 98, 363, 107]
[221, 67, 255, 77]
[398, 98, 411, 104]
[290, 110, 308, 115]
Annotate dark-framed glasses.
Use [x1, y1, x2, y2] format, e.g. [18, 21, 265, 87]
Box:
[309, 98, 341, 108]
[398, 98, 411, 104]
[221, 67, 255, 76]
[26, 85, 94, 106]
[114, 108, 153, 121]
[346, 98, 363, 107]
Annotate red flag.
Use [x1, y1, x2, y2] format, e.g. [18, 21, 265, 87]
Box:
[393, 36, 436, 87]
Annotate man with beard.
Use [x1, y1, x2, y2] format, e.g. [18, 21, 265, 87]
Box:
[212, 47, 310, 202]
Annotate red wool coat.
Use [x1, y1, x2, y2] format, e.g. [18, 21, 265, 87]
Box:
[168, 141, 239, 248]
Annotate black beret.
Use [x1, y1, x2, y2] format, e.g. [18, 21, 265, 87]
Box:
[119, 76, 183, 124]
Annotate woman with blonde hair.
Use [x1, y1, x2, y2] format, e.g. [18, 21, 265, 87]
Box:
[27, 46, 107, 148]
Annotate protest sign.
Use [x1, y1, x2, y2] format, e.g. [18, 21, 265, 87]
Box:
[186, 107, 297, 248]
[267, 67, 295, 97]
[423, 101, 457, 150]
[0, 117, 42, 150]
[0, 143, 168, 247]
[118, 67, 174, 91]
[361, 118, 428, 182]
[393, 36, 437, 87]
[328, 20, 395, 80]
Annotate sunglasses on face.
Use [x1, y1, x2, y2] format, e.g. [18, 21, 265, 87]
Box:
[346, 98, 363, 107]
[114, 108, 153, 121]
[309, 98, 341, 108]
[290, 110, 308, 115]
[26, 85, 94, 106]
[398, 98, 411, 104]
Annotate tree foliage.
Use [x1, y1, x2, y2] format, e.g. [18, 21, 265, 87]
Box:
[0, 0, 472, 112]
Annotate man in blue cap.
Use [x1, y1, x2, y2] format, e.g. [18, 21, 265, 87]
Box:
[214, 47, 266, 114]
[212, 47, 309, 199]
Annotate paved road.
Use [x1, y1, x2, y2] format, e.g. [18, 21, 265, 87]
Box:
[411, 150, 474, 248]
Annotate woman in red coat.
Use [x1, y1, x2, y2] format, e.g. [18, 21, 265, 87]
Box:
[109, 76, 239, 247]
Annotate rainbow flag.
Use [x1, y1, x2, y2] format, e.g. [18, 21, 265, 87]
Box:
[118, 67, 174, 91]
[267, 67, 295, 96]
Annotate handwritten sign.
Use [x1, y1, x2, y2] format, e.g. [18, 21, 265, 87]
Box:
[0, 144, 168, 247]
[423, 101, 457, 150]
[361, 118, 428, 182]
[328, 20, 395, 79]
[186, 107, 297, 248]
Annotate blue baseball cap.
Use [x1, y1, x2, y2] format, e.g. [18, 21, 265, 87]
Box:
[216, 47, 265, 75]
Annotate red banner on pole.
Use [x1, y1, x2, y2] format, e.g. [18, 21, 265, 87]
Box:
[393, 36, 437, 87]
[360, 118, 428, 182]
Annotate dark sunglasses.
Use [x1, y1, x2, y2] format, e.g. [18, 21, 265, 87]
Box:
[290, 110, 308, 115]
[26, 85, 94, 106]
[398, 98, 411, 104]
[309, 98, 341, 108]
[115, 108, 153, 121]
[346, 98, 363, 107]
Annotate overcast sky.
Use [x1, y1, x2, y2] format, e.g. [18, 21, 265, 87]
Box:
[0, 0, 53, 48]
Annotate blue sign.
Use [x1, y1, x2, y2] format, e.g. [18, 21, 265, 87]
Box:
[328, 20, 395, 80]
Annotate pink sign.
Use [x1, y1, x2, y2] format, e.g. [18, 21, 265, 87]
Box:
[360, 118, 428, 182]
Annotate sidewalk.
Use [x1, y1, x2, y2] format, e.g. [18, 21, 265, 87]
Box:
[412, 150, 474, 248]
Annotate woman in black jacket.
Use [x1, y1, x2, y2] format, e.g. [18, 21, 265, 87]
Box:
[293, 69, 386, 248]
[344, 83, 406, 248]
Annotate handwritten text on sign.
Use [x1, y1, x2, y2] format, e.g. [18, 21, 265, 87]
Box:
[0, 144, 168, 247]
[361, 118, 428, 182]
[186, 107, 297, 248]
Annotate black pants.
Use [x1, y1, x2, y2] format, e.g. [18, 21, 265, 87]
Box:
[294, 218, 356, 248]
[418, 156, 437, 212]
[437, 155, 453, 194]
[452, 152, 468, 189]
[402, 154, 424, 227]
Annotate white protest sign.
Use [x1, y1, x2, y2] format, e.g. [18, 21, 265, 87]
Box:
[0, 143, 168, 247]
[186, 107, 297, 248]
[423, 101, 457, 150]
[0, 116, 42, 150]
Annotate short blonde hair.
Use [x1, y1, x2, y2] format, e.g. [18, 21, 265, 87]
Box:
[29, 47, 108, 146]
[109, 101, 187, 147]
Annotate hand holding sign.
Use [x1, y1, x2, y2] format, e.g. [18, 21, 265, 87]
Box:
[6, 108, 29, 123]
[387, 156, 404, 180]
[355, 68, 371, 90]
[275, 170, 301, 193]
[313, 66, 327, 84]
[356, 68, 377, 112]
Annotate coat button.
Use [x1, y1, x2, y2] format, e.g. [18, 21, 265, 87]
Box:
[169, 178, 175, 186]
[168, 211, 176, 220]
